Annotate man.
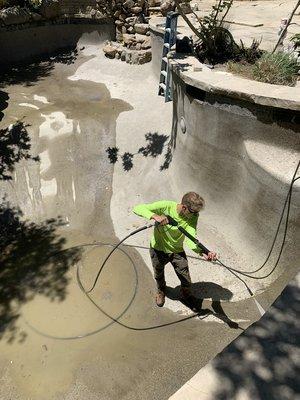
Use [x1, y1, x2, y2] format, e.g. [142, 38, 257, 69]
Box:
[133, 192, 217, 307]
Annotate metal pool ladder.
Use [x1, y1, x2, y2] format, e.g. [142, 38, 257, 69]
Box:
[158, 12, 179, 102]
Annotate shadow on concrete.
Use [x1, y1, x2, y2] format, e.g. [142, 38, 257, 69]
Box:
[166, 282, 240, 330]
[106, 132, 171, 172]
[0, 46, 78, 88]
[0, 201, 82, 343]
[0, 122, 39, 181]
[212, 280, 299, 399]
[0, 90, 9, 122]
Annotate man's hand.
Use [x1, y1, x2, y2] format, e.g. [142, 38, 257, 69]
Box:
[151, 214, 169, 226]
[203, 251, 217, 261]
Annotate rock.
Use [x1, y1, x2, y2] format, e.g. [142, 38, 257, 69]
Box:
[131, 6, 143, 14]
[134, 23, 149, 34]
[121, 50, 127, 61]
[131, 49, 152, 64]
[124, 0, 135, 9]
[127, 26, 135, 33]
[40, 0, 60, 19]
[123, 33, 135, 46]
[160, 0, 175, 16]
[0, 6, 31, 25]
[103, 44, 118, 59]
[125, 51, 132, 64]
[141, 36, 151, 49]
[179, 1, 192, 14]
[126, 17, 137, 24]
[31, 12, 42, 21]
[135, 33, 147, 43]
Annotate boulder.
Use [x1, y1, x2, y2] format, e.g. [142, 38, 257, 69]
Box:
[131, 49, 152, 64]
[135, 33, 147, 43]
[131, 6, 143, 14]
[40, 0, 60, 19]
[134, 23, 149, 35]
[103, 44, 118, 59]
[0, 6, 31, 25]
[160, 0, 175, 16]
[123, 0, 135, 9]
[31, 12, 42, 21]
[123, 33, 135, 46]
[141, 36, 151, 49]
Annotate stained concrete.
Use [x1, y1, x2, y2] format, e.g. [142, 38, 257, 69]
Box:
[0, 25, 299, 400]
[0, 19, 114, 67]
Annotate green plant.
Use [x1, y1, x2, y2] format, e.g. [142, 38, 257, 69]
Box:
[253, 51, 299, 86]
[227, 61, 254, 79]
[175, 0, 237, 64]
[234, 39, 263, 64]
[291, 33, 300, 49]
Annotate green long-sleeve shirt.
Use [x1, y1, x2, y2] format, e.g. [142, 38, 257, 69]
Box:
[133, 200, 202, 255]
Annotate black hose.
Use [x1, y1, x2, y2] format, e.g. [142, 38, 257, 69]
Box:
[171, 162, 299, 281]
[23, 161, 299, 339]
[24, 241, 210, 340]
[86, 224, 155, 293]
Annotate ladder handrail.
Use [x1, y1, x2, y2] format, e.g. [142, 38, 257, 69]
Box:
[158, 12, 179, 103]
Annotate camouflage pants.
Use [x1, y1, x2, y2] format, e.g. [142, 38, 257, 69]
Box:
[149, 247, 192, 291]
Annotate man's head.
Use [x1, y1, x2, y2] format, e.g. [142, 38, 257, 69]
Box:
[180, 192, 205, 217]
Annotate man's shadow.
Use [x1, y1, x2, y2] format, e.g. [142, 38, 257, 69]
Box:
[166, 282, 241, 330]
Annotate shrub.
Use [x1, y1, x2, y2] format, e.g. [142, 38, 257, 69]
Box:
[252, 51, 299, 86]
[234, 39, 263, 64]
[291, 33, 300, 50]
[176, 0, 238, 64]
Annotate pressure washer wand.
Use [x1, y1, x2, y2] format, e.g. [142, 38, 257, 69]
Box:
[166, 215, 210, 254]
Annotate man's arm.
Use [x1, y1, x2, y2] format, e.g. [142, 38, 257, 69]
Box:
[133, 200, 171, 222]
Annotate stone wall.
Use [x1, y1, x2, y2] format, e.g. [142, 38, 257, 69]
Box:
[59, 0, 97, 15]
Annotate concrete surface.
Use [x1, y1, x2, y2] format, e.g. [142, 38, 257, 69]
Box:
[0, 18, 114, 67]
[168, 54, 300, 110]
[170, 272, 300, 400]
[151, 0, 300, 52]
[0, 31, 259, 400]
[0, 9, 299, 400]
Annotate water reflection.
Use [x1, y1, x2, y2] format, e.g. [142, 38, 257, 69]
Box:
[1, 77, 132, 236]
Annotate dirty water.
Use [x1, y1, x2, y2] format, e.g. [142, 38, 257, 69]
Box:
[0, 49, 280, 400]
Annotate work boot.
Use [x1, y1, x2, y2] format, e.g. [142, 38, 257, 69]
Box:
[155, 290, 165, 307]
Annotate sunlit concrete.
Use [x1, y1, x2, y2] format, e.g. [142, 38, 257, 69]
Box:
[0, 19, 299, 400]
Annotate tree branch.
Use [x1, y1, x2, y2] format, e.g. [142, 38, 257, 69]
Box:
[272, 0, 300, 53]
